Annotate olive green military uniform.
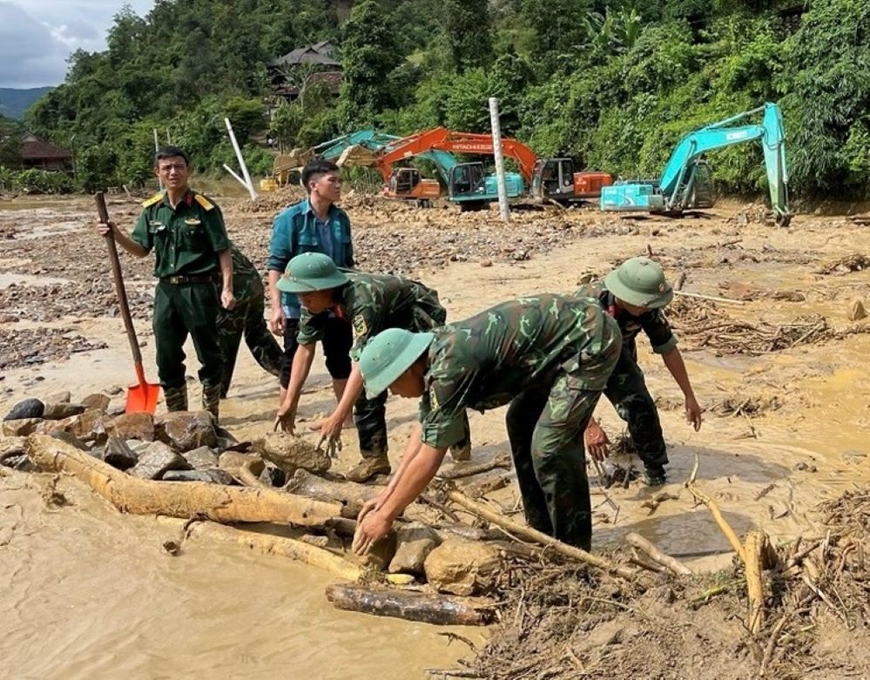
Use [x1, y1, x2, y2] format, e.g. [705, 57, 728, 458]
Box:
[297, 271, 464, 458]
[418, 295, 621, 550]
[574, 280, 675, 474]
[218, 245, 283, 398]
[131, 190, 230, 414]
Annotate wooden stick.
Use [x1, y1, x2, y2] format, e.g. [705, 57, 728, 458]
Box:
[325, 583, 497, 626]
[626, 532, 693, 576]
[26, 434, 342, 527]
[446, 489, 637, 580]
[187, 521, 362, 581]
[685, 454, 747, 563]
[674, 290, 746, 306]
[744, 530, 768, 635]
[437, 454, 512, 480]
[237, 459, 269, 488]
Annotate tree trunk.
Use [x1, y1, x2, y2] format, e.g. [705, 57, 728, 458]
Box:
[285, 468, 384, 517]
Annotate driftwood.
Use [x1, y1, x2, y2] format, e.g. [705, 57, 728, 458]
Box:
[285, 469, 384, 517]
[437, 454, 512, 481]
[626, 532, 693, 576]
[187, 522, 363, 582]
[325, 583, 497, 626]
[446, 489, 638, 580]
[237, 459, 269, 488]
[26, 434, 342, 527]
[744, 530, 769, 635]
[674, 290, 746, 306]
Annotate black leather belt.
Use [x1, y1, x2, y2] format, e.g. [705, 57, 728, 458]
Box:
[160, 274, 221, 285]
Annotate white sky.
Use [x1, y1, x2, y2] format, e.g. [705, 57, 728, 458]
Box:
[0, 0, 156, 88]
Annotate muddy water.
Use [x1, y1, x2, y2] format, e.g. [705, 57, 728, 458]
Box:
[2, 200, 870, 676]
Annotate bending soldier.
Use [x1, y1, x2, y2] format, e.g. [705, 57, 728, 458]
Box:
[575, 257, 703, 486]
[98, 146, 234, 419]
[274, 252, 470, 483]
[219, 244, 283, 398]
[352, 295, 622, 554]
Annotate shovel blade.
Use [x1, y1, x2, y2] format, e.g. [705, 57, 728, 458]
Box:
[125, 381, 161, 414]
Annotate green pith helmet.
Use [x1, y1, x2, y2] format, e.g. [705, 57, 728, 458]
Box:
[604, 257, 674, 309]
[275, 252, 349, 293]
[358, 328, 435, 398]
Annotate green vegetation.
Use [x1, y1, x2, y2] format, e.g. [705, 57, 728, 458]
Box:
[18, 0, 870, 198]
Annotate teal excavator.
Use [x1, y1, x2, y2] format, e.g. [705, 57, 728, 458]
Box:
[600, 103, 791, 225]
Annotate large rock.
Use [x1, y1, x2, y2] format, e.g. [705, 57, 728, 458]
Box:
[423, 539, 501, 596]
[96, 437, 139, 471]
[218, 451, 264, 476]
[0, 436, 27, 463]
[129, 441, 189, 479]
[43, 402, 86, 420]
[73, 409, 106, 442]
[156, 411, 218, 452]
[45, 391, 71, 404]
[389, 523, 441, 575]
[106, 412, 155, 442]
[4, 398, 44, 421]
[2, 418, 42, 437]
[49, 431, 90, 452]
[182, 446, 219, 470]
[253, 433, 331, 475]
[81, 393, 111, 412]
[162, 469, 235, 485]
[848, 299, 867, 321]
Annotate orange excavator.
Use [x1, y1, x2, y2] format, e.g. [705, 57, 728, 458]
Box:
[373, 127, 613, 209]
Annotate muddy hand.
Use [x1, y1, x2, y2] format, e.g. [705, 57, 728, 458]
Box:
[584, 420, 611, 462]
[352, 510, 392, 556]
[685, 396, 703, 432]
[316, 432, 342, 458]
[273, 407, 296, 434]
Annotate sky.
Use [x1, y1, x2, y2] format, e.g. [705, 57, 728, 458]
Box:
[0, 0, 156, 88]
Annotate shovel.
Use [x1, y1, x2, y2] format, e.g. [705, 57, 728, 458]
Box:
[95, 192, 161, 414]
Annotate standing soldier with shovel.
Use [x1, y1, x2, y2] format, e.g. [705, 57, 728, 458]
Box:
[98, 146, 235, 420]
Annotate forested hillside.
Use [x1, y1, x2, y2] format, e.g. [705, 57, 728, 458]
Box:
[20, 0, 870, 198]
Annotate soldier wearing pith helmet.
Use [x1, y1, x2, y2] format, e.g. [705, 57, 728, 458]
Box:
[574, 256, 703, 486]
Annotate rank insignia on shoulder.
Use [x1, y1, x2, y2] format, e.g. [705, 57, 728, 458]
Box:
[194, 194, 215, 211]
[184, 218, 202, 226]
[142, 192, 164, 207]
[352, 315, 368, 338]
[428, 387, 440, 412]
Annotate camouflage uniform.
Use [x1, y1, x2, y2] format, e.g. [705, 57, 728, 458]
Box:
[130, 190, 230, 416]
[574, 280, 677, 471]
[218, 245, 283, 398]
[296, 271, 469, 459]
[419, 295, 621, 550]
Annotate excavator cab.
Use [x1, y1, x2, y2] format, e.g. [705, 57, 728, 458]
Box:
[392, 168, 422, 195]
[533, 159, 575, 201]
[687, 159, 714, 209]
[448, 163, 486, 198]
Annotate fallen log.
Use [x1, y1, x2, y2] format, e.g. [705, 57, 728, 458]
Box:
[237, 459, 269, 488]
[285, 469, 384, 517]
[187, 522, 362, 582]
[438, 454, 512, 481]
[744, 530, 769, 635]
[325, 583, 497, 626]
[26, 434, 342, 527]
[626, 532, 693, 576]
[446, 489, 638, 580]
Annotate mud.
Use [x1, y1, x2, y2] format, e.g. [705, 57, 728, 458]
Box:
[1, 191, 870, 677]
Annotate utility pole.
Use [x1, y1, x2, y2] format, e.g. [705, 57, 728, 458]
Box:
[489, 97, 510, 222]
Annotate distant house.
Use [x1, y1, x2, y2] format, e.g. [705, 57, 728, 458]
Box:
[268, 40, 343, 103]
[20, 133, 73, 172]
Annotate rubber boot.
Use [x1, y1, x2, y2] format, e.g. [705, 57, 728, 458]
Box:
[345, 452, 391, 483]
[201, 383, 221, 422]
[450, 441, 472, 462]
[164, 385, 188, 412]
[643, 464, 667, 487]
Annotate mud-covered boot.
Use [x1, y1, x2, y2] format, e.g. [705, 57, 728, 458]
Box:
[643, 464, 667, 487]
[201, 383, 221, 422]
[164, 385, 188, 412]
[345, 453, 391, 483]
[449, 440, 471, 462]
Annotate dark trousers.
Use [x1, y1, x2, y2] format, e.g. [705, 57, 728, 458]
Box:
[280, 317, 352, 389]
[604, 341, 668, 470]
[505, 377, 602, 550]
[218, 292, 283, 398]
[153, 281, 223, 390]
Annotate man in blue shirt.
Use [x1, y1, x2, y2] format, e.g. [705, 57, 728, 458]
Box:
[267, 160, 355, 409]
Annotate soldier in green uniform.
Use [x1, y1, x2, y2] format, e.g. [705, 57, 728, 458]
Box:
[273, 252, 470, 482]
[98, 146, 234, 419]
[574, 257, 703, 486]
[351, 295, 622, 554]
[218, 244, 283, 398]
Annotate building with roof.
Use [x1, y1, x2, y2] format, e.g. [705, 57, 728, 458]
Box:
[20, 133, 73, 172]
[268, 40, 343, 102]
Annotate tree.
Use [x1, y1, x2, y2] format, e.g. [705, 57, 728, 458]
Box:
[443, 0, 493, 73]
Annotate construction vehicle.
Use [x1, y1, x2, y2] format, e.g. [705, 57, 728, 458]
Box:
[376, 127, 613, 210]
[600, 103, 791, 225]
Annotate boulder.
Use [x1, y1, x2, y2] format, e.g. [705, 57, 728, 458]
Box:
[423, 539, 501, 596]
[258, 464, 286, 487]
[81, 393, 111, 412]
[106, 412, 155, 442]
[162, 469, 235, 485]
[218, 451, 264, 476]
[72, 410, 106, 442]
[43, 402, 85, 420]
[156, 411, 218, 452]
[0, 436, 27, 462]
[182, 446, 219, 470]
[253, 433, 331, 475]
[388, 523, 441, 575]
[129, 441, 189, 479]
[2, 418, 42, 437]
[3, 398, 44, 421]
[96, 437, 140, 471]
[49, 431, 90, 452]
[45, 391, 71, 404]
